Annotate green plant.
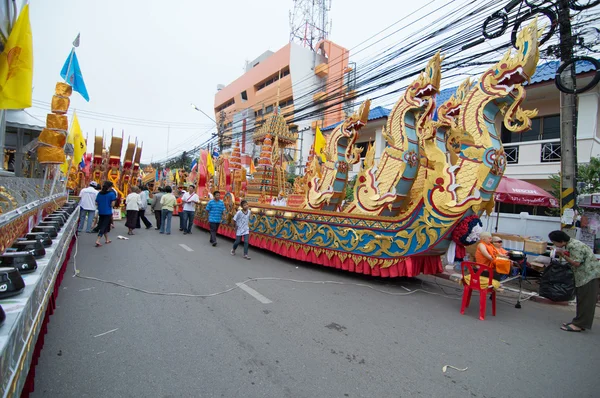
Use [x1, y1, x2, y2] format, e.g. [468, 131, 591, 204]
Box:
[346, 175, 357, 202]
[546, 156, 600, 215]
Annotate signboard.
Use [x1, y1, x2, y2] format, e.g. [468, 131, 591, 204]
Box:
[112, 209, 122, 220]
[561, 208, 575, 225]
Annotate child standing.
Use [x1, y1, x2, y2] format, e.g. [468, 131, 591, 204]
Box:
[231, 200, 251, 260]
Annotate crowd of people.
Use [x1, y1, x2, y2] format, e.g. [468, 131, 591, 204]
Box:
[77, 182, 249, 259]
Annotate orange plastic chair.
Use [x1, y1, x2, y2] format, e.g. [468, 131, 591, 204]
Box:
[460, 261, 496, 320]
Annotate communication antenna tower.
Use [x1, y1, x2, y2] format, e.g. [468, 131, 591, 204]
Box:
[289, 0, 332, 51]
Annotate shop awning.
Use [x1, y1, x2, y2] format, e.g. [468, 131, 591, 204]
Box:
[495, 177, 559, 208]
[5, 110, 44, 131]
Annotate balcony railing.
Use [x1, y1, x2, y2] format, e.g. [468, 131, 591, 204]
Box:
[541, 142, 561, 162]
[505, 146, 519, 164]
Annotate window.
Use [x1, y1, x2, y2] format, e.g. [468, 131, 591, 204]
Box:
[241, 91, 248, 101]
[355, 142, 370, 158]
[501, 114, 560, 143]
[505, 146, 519, 164]
[265, 105, 274, 114]
[254, 67, 290, 92]
[541, 142, 561, 162]
[280, 98, 294, 108]
[254, 109, 263, 118]
[215, 98, 235, 112]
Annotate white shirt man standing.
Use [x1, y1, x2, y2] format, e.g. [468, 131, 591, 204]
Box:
[78, 181, 99, 233]
[181, 185, 199, 235]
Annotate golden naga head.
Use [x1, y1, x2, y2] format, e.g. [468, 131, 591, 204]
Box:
[485, 18, 542, 91]
[341, 99, 371, 134]
[436, 77, 472, 126]
[408, 51, 443, 103]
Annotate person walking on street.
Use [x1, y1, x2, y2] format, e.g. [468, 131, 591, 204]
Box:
[231, 200, 251, 259]
[95, 181, 117, 247]
[181, 184, 199, 235]
[205, 191, 226, 246]
[160, 186, 177, 235]
[137, 185, 153, 229]
[78, 181, 99, 233]
[125, 186, 142, 235]
[549, 230, 600, 332]
[151, 187, 164, 230]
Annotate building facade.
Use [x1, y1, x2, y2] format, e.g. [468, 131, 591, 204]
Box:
[213, 40, 352, 169]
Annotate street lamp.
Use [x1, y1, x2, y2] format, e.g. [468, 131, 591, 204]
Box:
[190, 103, 217, 124]
[190, 103, 219, 151]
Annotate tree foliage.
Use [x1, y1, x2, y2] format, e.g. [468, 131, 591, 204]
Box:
[547, 156, 600, 215]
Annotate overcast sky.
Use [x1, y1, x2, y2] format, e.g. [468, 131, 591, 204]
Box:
[27, 0, 429, 163]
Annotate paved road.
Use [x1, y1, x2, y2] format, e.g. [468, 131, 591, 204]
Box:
[31, 222, 600, 398]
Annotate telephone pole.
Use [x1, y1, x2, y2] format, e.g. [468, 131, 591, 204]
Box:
[557, 0, 578, 228]
[218, 110, 226, 152]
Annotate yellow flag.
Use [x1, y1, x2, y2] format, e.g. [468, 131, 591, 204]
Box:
[60, 112, 86, 174]
[314, 126, 327, 162]
[71, 112, 86, 166]
[249, 159, 256, 174]
[0, 4, 33, 109]
[207, 153, 215, 176]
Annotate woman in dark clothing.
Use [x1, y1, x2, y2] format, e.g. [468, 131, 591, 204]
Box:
[95, 181, 117, 247]
[125, 186, 142, 235]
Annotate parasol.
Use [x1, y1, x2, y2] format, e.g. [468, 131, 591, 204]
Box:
[493, 176, 559, 232]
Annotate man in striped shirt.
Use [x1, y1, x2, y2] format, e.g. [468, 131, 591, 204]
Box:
[205, 191, 226, 246]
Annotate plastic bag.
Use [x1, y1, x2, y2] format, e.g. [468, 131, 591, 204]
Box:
[538, 260, 575, 302]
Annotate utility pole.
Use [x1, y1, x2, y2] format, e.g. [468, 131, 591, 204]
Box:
[218, 110, 226, 153]
[557, 0, 578, 228]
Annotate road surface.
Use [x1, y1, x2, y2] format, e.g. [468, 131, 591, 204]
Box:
[30, 222, 600, 397]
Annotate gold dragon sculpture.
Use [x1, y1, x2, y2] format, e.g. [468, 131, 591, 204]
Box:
[305, 100, 370, 211]
[344, 52, 443, 216]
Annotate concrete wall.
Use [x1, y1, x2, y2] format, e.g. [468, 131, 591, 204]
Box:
[290, 42, 327, 168]
[480, 212, 560, 239]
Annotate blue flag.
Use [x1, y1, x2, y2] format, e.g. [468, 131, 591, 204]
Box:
[212, 149, 219, 159]
[60, 49, 89, 101]
[79, 158, 85, 169]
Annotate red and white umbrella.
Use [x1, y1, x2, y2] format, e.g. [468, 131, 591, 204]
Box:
[495, 176, 559, 208]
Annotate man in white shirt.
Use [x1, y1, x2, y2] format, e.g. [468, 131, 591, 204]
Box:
[181, 184, 200, 234]
[136, 185, 153, 229]
[78, 181, 99, 233]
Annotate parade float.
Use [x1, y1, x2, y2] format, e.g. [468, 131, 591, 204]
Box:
[193, 21, 542, 278]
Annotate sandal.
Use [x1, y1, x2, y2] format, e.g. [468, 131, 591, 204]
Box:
[95, 243, 102, 247]
[562, 323, 585, 330]
[105, 240, 112, 244]
[244, 255, 251, 260]
[561, 323, 582, 332]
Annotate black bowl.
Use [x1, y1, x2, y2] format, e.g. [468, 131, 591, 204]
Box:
[0, 267, 25, 299]
[25, 232, 53, 247]
[508, 250, 526, 261]
[38, 221, 61, 231]
[44, 216, 65, 227]
[0, 252, 37, 274]
[11, 240, 46, 258]
[32, 225, 58, 238]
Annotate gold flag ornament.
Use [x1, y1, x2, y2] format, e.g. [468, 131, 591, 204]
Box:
[0, 4, 33, 109]
[70, 112, 86, 166]
[249, 159, 256, 174]
[207, 153, 215, 176]
[314, 126, 327, 163]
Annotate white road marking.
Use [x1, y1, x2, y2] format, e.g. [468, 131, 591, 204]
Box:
[93, 328, 119, 338]
[179, 244, 194, 252]
[236, 283, 273, 304]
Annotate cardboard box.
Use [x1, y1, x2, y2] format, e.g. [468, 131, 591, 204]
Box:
[524, 239, 548, 254]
